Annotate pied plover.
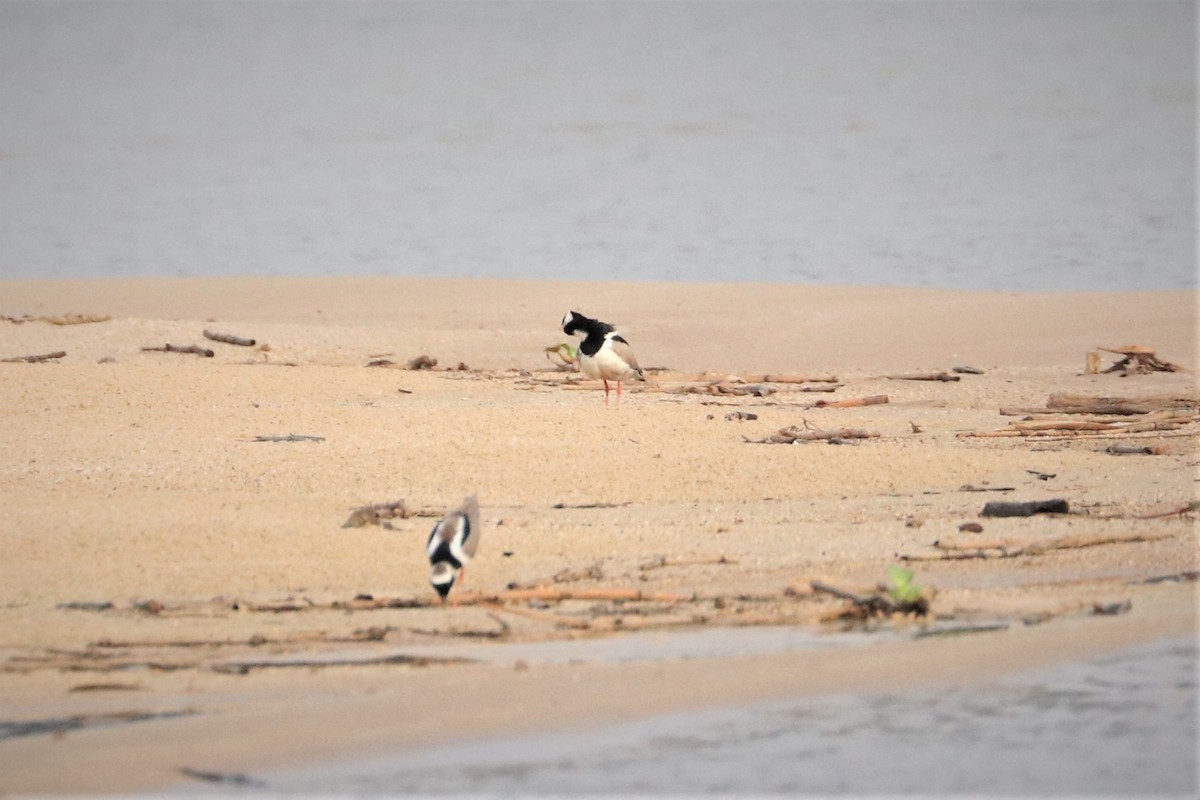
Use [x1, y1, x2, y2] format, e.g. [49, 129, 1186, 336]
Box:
[426, 494, 481, 602]
[561, 310, 646, 405]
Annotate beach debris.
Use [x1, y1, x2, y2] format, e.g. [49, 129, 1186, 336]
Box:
[1104, 444, 1159, 455]
[179, 768, 266, 789]
[544, 342, 577, 369]
[960, 405, 1198, 438]
[957, 522, 984, 533]
[909, 421, 923, 433]
[1090, 500, 1199, 520]
[141, 343, 215, 358]
[203, 329, 256, 347]
[1091, 600, 1132, 616]
[1137, 571, 1200, 584]
[56, 601, 115, 612]
[806, 394, 889, 409]
[365, 358, 396, 367]
[915, 622, 1010, 638]
[551, 500, 632, 509]
[133, 600, 166, 615]
[959, 483, 1015, 493]
[1001, 393, 1197, 416]
[745, 423, 879, 445]
[69, 682, 143, 693]
[903, 530, 1172, 562]
[1026, 470, 1056, 481]
[1, 350, 66, 363]
[251, 434, 325, 443]
[210, 652, 473, 676]
[0, 710, 195, 742]
[343, 499, 410, 528]
[724, 411, 758, 421]
[980, 499, 1069, 517]
[639, 555, 738, 571]
[1092, 345, 1184, 376]
[952, 365, 985, 375]
[810, 566, 930, 619]
[407, 354, 438, 370]
[885, 372, 960, 382]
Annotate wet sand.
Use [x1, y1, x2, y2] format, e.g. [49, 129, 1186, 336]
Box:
[0, 277, 1196, 794]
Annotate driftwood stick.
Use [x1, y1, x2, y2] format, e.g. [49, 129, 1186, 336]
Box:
[809, 394, 889, 409]
[203, 329, 257, 347]
[1047, 393, 1197, 412]
[810, 580, 877, 606]
[1090, 501, 1199, 519]
[758, 374, 840, 384]
[639, 555, 739, 571]
[2, 350, 67, 363]
[484, 602, 592, 630]
[252, 434, 325, 443]
[919, 531, 1172, 560]
[141, 344, 215, 358]
[453, 587, 695, 605]
[885, 372, 960, 382]
[748, 425, 879, 444]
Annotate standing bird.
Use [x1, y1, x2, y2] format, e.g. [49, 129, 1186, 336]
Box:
[426, 494, 481, 602]
[561, 311, 645, 405]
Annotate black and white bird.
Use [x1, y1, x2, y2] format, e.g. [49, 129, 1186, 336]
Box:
[426, 494, 481, 602]
[561, 311, 645, 405]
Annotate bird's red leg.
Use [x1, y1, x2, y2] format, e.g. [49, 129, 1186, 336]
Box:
[616, 380, 623, 405]
[603, 379, 611, 405]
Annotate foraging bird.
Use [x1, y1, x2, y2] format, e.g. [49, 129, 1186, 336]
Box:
[426, 494, 481, 602]
[561, 311, 645, 405]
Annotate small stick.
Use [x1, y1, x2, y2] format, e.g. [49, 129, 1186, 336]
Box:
[747, 425, 878, 444]
[484, 603, 591, 630]
[809, 394, 889, 409]
[639, 555, 739, 571]
[141, 344, 215, 358]
[203, 330, 257, 347]
[920, 531, 1172, 560]
[2, 351, 66, 363]
[758, 374, 840, 384]
[885, 372, 960, 382]
[252, 434, 325, 443]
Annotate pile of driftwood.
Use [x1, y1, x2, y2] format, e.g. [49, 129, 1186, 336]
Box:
[960, 393, 1198, 439]
[1087, 345, 1184, 376]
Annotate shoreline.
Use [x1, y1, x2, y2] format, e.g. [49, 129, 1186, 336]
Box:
[1, 277, 1195, 793]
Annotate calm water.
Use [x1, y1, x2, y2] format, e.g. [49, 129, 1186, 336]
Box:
[0, 0, 1193, 290]
[169, 635, 1197, 796]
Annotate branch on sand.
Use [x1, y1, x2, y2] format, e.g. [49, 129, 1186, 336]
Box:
[1, 351, 66, 363]
[745, 424, 879, 444]
[901, 531, 1174, 562]
[203, 329, 257, 347]
[141, 344, 215, 358]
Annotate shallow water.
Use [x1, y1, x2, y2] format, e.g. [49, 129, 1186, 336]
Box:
[173, 635, 1197, 796]
[1, 1, 1193, 290]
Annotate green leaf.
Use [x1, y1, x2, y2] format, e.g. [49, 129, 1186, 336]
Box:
[887, 565, 923, 604]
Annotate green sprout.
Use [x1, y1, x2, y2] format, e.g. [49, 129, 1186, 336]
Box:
[886, 565, 924, 606]
[544, 342, 577, 369]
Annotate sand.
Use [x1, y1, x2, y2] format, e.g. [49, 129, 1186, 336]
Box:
[0, 277, 1196, 793]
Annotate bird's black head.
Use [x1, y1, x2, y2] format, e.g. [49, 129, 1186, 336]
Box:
[562, 310, 587, 336]
[562, 310, 610, 337]
[430, 562, 456, 601]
